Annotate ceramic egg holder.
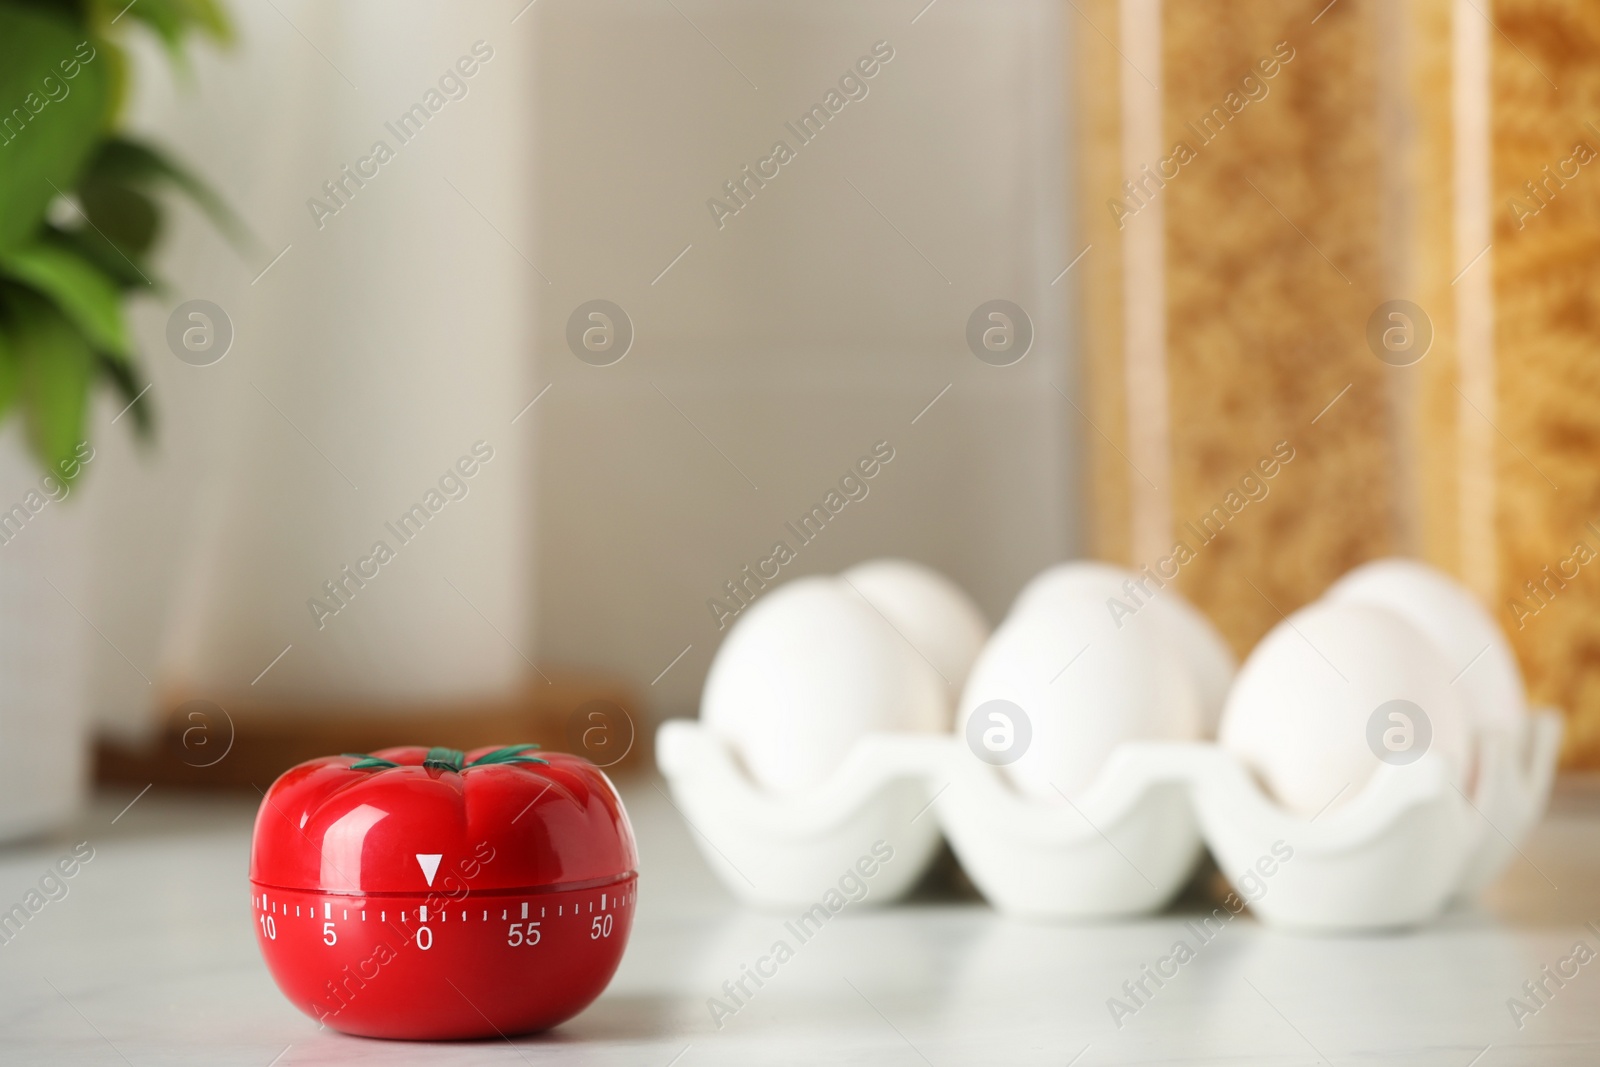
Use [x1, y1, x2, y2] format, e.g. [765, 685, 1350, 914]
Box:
[935, 741, 1204, 920]
[657, 709, 1561, 932]
[655, 723, 946, 911]
[1455, 711, 1565, 899]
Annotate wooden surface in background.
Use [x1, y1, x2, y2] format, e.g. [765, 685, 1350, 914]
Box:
[95, 672, 646, 789]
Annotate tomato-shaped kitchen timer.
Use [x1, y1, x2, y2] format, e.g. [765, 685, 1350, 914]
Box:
[249, 745, 637, 1039]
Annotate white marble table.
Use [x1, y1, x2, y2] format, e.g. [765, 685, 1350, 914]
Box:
[1, 776, 1597, 1065]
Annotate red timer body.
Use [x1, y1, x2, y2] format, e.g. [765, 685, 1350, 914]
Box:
[249, 745, 638, 1040]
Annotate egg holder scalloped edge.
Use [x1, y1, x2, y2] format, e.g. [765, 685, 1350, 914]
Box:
[655, 710, 1562, 931]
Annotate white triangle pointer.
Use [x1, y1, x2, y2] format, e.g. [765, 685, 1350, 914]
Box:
[416, 853, 443, 886]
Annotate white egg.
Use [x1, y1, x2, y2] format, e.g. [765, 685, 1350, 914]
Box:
[839, 558, 990, 699]
[960, 590, 1201, 801]
[1010, 559, 1134, 616]
[1218, 601, 1470, 817]
[1324, 558, 1527, 732]
[701, 576, 947, 792]
[1011, 561, 1236, 737]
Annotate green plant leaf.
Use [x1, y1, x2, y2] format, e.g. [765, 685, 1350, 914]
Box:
[88, 136, 253, 253]
[0, 322, 17, 424]
[0, 10, 110, 254]
[0, 2, 239, 485]
[185, 0, 235, 43]
[98, 349, 153, 437]
[3, 287, 94, 481]
[96, 35, 129, 127]
[0, 240, 131, 360]
[96, 0, 233, 72]
[79, 177, 160, 258]
[47, 223, 156, 292]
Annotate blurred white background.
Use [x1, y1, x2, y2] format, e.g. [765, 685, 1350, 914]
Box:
[74, 0, 1079, 738]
